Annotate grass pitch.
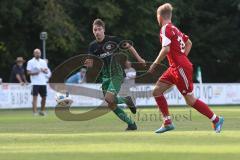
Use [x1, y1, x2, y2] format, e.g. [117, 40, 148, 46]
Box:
[0, 106, 240, 160]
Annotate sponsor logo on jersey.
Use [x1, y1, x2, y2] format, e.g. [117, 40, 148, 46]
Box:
[100, 52, 113, 58]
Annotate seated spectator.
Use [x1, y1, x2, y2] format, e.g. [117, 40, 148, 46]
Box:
[66, 67, 87, 84]
[10, 57, 28, 85]
[124, 60, 136, 85]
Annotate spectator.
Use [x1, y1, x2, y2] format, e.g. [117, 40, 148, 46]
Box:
[66, 66, 87, 84]
[9, 57, 28, 85]
[44, 59, 52, 83]
[124, 60, 136, 85]
[27, 49, 48, 116]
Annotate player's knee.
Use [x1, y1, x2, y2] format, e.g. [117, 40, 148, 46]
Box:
[184, 95, 196, 106]
[105, 96, 115, 105]
[152, 87, 163, 97]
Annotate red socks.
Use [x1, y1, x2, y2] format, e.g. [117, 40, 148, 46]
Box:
[155, 95, 169, 117]
[155, 95, 172, 125]
[192, 99, 219, 124]
[155, 95, 219, 125]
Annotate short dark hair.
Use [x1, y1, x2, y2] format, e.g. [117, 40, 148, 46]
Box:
[93, 18, 105, 29]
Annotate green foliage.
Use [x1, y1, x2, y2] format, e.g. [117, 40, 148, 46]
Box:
[0, 41, 8, 69]
[0, 0, 239, 82]
[37, 0, 81, 53]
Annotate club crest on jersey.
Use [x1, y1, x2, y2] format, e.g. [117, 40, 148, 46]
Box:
[103, 41, 118, 52]
[106, 44, 112, 50]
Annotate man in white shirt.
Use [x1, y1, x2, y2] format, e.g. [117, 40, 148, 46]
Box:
[124, 60, 136, 86]
[27, 48, 49, 116]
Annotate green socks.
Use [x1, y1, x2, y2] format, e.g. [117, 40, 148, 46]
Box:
[116, 96, 127, 104]
[113, 107, 134, 125]
[113, 97, 134, 125]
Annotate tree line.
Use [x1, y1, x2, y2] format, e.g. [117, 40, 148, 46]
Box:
[0, 0, 239, 82]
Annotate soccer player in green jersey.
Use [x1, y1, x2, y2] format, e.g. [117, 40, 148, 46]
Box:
[85, 19, 145, 130]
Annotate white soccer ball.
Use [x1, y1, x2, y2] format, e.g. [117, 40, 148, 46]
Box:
[55, 92, 73, 107]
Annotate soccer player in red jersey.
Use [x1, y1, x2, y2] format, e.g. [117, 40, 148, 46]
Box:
[149, 3, 224, 133]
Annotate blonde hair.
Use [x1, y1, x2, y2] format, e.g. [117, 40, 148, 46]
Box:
[157, 3, 173, 20]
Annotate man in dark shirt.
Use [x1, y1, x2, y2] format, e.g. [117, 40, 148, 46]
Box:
[86, 19, 145, 131]
[10, 57, 28, 85]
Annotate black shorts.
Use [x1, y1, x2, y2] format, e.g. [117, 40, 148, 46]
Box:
[32, 85, 47, 97]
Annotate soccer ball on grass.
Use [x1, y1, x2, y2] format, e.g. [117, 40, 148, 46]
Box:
[55, 92, 73, 107]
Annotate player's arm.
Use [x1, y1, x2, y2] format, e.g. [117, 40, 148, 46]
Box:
[84, 44, 94, 68]
[148, 46, 170, 73]
[128, 45, 145, 64]
[185, 39, 192, 56]
[117, 37, 145, 64]
[148, 24, 173, 73]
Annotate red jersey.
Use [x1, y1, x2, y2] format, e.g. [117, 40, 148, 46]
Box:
[160, 23, 192, 68]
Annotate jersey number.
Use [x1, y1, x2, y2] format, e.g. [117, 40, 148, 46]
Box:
[177, 36, 185, 53]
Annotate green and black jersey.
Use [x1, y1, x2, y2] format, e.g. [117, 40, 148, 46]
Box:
[88, 35, 125, 79]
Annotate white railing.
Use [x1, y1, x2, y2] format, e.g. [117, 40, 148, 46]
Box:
[0, 83, 240, 109]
